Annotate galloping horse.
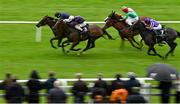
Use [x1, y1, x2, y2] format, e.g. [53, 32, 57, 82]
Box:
[102, 11, 146, 49]
[36, 16, 67, 48]
[53, 20, 110, 54]
[132, 20, 180, 59]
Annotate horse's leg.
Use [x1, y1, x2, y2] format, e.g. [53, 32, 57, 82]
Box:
[165, 42, 177, 59]
[132, 37, 140, 45]
[132, 37, 143, 49]
[81, 39, 91, 52]
[103, 29, 115, 40]
[60, 38, 70, 47]
[120, 37, 125, 48]
[50, 36, 59, 49]
[67, 41, 81, 53]
[147, 45, 164, 58]
[57, 38, 63, 47]
[127, 37, 141, 49]
[61, 40, 69, 54]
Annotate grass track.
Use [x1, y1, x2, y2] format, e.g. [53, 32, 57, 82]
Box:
[0, 0, 180, 103]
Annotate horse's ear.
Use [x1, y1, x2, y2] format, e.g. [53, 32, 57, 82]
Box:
[112, 11, 116, 15]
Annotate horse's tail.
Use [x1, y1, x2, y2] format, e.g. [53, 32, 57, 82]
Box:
[177, 30, 180, 38]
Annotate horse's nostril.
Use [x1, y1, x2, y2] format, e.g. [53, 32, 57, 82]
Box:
[36, 24, 39, 27]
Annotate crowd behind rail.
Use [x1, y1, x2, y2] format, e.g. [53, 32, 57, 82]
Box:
[0, 70, 180, 104]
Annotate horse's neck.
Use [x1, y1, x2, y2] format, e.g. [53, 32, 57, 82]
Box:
[47, 20, 56, 29]
[113, 22, 125, 30]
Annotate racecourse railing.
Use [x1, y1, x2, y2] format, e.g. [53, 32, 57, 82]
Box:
[0, 77, 178, 103]
[1, 20, 180, 42]
[0, 77, 153, 102]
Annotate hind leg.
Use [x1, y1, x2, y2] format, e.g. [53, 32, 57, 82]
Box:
[147, 45, 164, 58]
[165, 42, 177, 59]
[67, 41, 81, 53]
[81, 39, 91, 52]
[127, 37, 141, 50]
[61, 40, 69, 54]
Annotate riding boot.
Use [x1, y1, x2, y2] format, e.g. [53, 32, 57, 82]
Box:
[80, 27, 89, 39]
[154, 30, 165, 44]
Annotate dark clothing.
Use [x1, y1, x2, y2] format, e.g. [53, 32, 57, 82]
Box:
[73, 16, 85, 24]
[124, 78, 141, 95]
[71, 80, 89, 103]
[111, 79, 125, 92]
[59, 13, 70, 19]
[158, 81, 172, 103]
[91, 87, 106, 99]
[0, 78, 13, 90]
[26, 78, 42, 103]
[93, 79, 108, 95]
[44, 77, 56, 93]
[5, 82, 25, 103]
[48, 87, 67, 103]
[175, 91, 180, 103]
[126, 94, 147, 103]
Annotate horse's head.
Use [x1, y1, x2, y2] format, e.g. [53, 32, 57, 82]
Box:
[131, 20, 146, 31]
[36, 15, 57, 27]
[103, 11, 124, 30]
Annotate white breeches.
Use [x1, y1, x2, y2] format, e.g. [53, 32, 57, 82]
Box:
[125, 17, 139, 25]
[75, 22, 87, 31]
[153, 24, 162, 30]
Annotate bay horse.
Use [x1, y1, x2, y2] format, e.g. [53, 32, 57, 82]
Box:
[102, 11, 146, 49]
[53, 19, 110, 54]
[36, 16, 67, 48]
[132, 20, 180, 59]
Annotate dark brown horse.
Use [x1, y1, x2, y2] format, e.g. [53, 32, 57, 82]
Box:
[53, 19, 111, 54]
[132, 20, 180, 59]
[102, 11, 146, 49]
[36, 16, 67, 48]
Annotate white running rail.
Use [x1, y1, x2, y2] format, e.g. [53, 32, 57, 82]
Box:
[1, 21, 180, 42]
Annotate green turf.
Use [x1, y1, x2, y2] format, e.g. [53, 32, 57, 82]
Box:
[0, 0, 180, 103]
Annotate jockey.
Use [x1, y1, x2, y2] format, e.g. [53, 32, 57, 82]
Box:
[143, 17, 165, 43]
[143, 17, 164, 36]
[121, 6, 139, 26]
[54, 12, 89, 35]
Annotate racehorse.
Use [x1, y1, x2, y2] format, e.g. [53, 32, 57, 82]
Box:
[36, 16, 67, 48]
[102, 11, 146, 49]
[132, 20, 180, 59]
[53, 19, 112, 54]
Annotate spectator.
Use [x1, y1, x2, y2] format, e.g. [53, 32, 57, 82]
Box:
[91, 87, 106, 102]
[26, 70, 42, 103]
[47, 80, 67, 103]
[109, 82, 128, 104]
[158, 81, 172, 103]
[43, 71, 57, 93]
[124, 72, 141, 95]
[175, 77, 180, 103]
[0, 73, 13, 90]
[110, 73, 125, 93]
[71, 73, 89, 103]
[92, 73, 108, 96]
[126, 87, 147, 103]
[5, 76, 25, 103]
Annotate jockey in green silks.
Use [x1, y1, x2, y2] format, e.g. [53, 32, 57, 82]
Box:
[121, 6, 139, 26]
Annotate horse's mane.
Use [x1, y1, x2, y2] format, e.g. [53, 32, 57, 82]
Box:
[46, 16, 58, 22]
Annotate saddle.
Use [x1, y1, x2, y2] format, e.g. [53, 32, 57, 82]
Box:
[154, 28, 166, 44]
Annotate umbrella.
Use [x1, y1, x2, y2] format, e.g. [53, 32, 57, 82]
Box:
[147, 63, 179, 82]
